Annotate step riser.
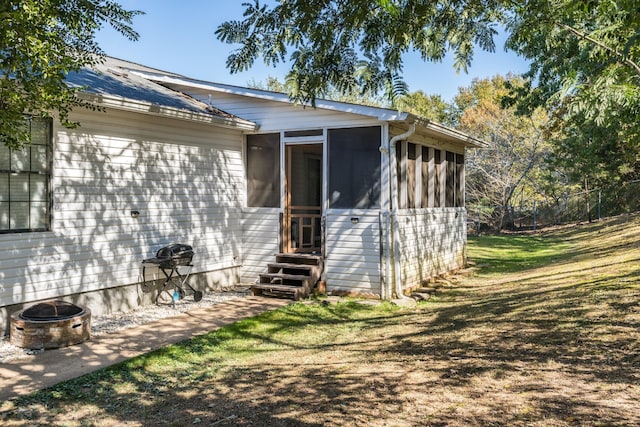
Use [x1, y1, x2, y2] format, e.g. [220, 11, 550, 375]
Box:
[266, 266, 320, 277]
[251, 283, 304, 301]
[259, 278, 310, 287]
[251, 253, 324, 300]
[275, 254, 323, 266]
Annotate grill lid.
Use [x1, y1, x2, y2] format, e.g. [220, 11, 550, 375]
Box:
[143, 243, 194, 267]
[156, 243, 193, 260]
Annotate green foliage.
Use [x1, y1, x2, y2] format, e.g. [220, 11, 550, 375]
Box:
[0, 0, 142, 149]
[246, 75, 287, 93]
[504, 0, 640, 186]
[393, 90, 452, 123]
[248, 75, 390, 107]
[217, 0, 503, 105]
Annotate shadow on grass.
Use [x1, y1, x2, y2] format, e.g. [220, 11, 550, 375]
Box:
[4, 214, 639, 426]
[7, 290, 639, 426]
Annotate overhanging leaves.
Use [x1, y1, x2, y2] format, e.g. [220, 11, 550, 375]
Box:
[216, 0, 503, 105]
[0, 0, 143, 149]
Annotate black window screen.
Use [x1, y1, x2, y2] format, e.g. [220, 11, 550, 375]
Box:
[456, 153, 465, 207]
[395, 141, 403, 209]
[421, 146, 430, 208]
[446, 151, 455, 207]
[328, 126, 381, 209]
[284, 129, 323, 138]
[434, 149, 441, 208]
[407, 143, 416, 208]
[246, 133, 280, 207]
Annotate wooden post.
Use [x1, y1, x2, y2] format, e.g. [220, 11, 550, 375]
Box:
[584, 176, 592, 223]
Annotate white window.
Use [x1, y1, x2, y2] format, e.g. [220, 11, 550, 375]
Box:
[0, 117, 52, 232]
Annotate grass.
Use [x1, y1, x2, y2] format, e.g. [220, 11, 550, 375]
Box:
[467, 234, 572, 275]
[1, 213, 639, 426]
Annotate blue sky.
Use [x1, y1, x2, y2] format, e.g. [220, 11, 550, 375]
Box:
[95, 0, 530, 102]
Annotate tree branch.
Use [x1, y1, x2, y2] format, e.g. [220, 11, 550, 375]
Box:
[557, 22, 640, 78]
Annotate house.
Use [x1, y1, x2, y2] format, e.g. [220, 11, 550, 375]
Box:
[0, 57, 485, 332]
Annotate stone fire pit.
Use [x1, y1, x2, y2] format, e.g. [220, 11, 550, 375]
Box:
[10, 300, 91, 350]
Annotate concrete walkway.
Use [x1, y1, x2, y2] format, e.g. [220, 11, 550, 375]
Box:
[0, 296, 291, 403]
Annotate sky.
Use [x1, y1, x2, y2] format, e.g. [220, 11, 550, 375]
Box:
[95, 0, 531, 102]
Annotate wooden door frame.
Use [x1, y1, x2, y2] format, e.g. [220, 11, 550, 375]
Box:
[283, 142, 323, 253]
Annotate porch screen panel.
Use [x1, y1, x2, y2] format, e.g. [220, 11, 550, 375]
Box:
[407, 143, 416, 208]
[446, 151, 455, 207]
[395, 141, 405, 209]
[328, 126, 381, 209]
[421, 146, 430, 208]
[246, 133, 280, 207]
[456, 153, 465, 207]
[434, 150, 441, 207]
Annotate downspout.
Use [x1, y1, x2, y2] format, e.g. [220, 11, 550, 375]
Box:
[383, 123, 416, 299]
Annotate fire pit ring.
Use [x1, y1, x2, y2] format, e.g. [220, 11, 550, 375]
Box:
[10, 300, 91, 349]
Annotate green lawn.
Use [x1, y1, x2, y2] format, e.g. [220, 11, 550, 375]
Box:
[2, 214, 639, 426]
[467, 234, 572, 275]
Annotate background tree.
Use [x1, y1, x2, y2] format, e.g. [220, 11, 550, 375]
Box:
[0, 0, 142, 149]
[455, 75, 551, 229]
[248, 75, 389, 107]
[393, 91, 451, 124]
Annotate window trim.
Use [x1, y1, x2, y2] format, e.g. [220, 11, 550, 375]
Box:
[0, 117, 53, 234]
[245, 133, 281, 208]
[327, 125, 382, 210]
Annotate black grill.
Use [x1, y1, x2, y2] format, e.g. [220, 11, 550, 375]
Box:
[143, 243, 194, 269]
[141, 243, 202, 305]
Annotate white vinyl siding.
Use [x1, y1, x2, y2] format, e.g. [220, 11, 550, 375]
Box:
[240, 208, 280, 283]
[0, 108, 244, 307]
[325, 211, 381, 294]
[396, 208, 467, 289]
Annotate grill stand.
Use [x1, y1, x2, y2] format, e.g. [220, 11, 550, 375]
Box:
[142, 263, 203, 307]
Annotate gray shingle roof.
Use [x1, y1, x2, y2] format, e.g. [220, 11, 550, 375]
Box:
[65, 57, 243, 121]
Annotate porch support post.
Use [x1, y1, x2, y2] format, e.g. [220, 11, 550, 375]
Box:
[387, 123, 415, 299]
[380, 125, 391, 300]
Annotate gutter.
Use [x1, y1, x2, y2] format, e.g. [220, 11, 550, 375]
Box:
[382, 123, 416, 299]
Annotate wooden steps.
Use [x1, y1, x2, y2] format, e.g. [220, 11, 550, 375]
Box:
[251, 253, 323, 300]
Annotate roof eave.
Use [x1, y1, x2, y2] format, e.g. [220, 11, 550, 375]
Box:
[118, 66, 486, 146]
[126, 70, 410, 121]
[401, 113, 489, 148]
[77, 92, 259, 131]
